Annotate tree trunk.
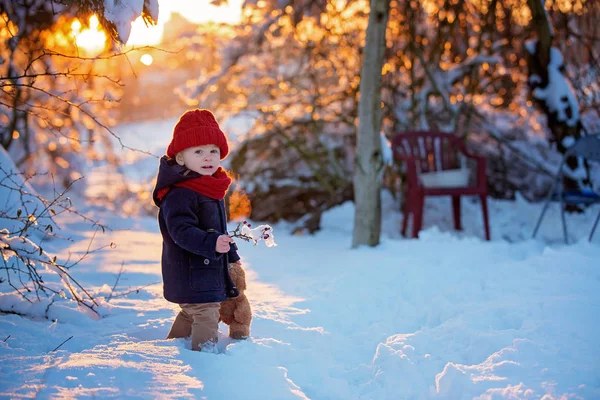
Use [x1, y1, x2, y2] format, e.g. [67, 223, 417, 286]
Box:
[352, 0, 390, 247]
[525, 0, 590, 195]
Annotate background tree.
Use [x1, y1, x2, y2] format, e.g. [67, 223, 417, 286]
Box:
[1, 0, 158, 190]
[353, 0, 390, 247]
[525, 0, 596, 199]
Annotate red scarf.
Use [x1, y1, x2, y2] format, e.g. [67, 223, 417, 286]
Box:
[156, 167, 232, 201]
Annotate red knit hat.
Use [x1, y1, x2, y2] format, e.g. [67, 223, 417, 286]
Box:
[166, 109, 229, 159]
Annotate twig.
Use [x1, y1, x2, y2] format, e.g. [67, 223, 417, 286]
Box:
[0, 166, 111, 233]
[107, 281, 161, 299]
[229, 224, 255, 243]
[107, 262, 125, 303]
[470, 111, 555, 178]
[44, 298, 56, 319]
[0, 308, 28, 317]
[50, 336, 73, 352]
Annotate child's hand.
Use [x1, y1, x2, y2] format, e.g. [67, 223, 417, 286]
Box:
[216, 235, 234, 253]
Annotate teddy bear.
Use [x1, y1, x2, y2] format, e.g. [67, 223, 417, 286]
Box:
[219, 262, 252, 339]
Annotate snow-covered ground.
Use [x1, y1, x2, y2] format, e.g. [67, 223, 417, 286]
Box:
[1, 119, 599, 399]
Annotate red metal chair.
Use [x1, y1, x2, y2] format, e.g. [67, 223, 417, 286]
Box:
[392, 131, 490, 240]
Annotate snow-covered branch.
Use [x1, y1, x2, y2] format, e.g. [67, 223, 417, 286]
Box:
[525, 41, 580, 127]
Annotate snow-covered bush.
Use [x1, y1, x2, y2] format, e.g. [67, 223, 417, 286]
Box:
[0, 230, 110, 320]
[175, 0, 599, 230]
[0, 148, 113, 319]
[0, 0, 158, 319]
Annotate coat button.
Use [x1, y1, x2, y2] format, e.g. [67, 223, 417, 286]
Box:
[204, 259, 210, 265]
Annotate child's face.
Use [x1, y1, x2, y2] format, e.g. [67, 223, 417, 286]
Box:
[176, 144, 221, 176]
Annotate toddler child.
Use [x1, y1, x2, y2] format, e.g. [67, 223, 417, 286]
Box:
[152, 109, 241, 352]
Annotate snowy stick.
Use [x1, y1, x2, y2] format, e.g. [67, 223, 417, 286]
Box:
[229, 221, 277, 247]
[49, 336, 73, 353]
[107, 262, 125, 303]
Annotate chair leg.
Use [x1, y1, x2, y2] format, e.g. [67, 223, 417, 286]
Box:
[589, 209, 600, 242]
[480, 194, 490, 241]
[532, 198, 552, 239]
[532, 170, 561, 240]
[401, 193, 411, 237]
[452, 196, 462, 231]
[560, 198, 568, 244]
[412, 195, 424, 239]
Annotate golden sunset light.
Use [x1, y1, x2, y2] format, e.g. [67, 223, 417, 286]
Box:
[68, 0, 244, 51]
[71, 15, 107, 53]
[2, 0, 600, 396]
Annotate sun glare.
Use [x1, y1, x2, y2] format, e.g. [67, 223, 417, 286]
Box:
[68, 1, 244, 49]
[140, 53, 153, 66]
[126, 0, 244, 46]
[126, 16, 165, 46]
[71, 15, 107, 53]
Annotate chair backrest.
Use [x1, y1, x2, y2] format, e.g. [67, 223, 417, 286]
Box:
[566, 134, 600, 162]
[391, 131, 465, 173]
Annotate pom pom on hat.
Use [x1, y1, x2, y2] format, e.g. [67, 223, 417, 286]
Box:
[166, 109, 229, 159]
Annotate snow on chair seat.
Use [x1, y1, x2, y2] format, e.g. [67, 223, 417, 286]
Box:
[392, 131, 490, 240]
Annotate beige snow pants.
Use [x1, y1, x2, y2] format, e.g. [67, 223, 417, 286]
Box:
[167, 302, 220, 351]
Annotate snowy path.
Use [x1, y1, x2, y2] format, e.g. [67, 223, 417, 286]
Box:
[1, 202, 599, 399]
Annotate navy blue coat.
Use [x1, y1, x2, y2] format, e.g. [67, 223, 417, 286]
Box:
[153, 156, 240, 304]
